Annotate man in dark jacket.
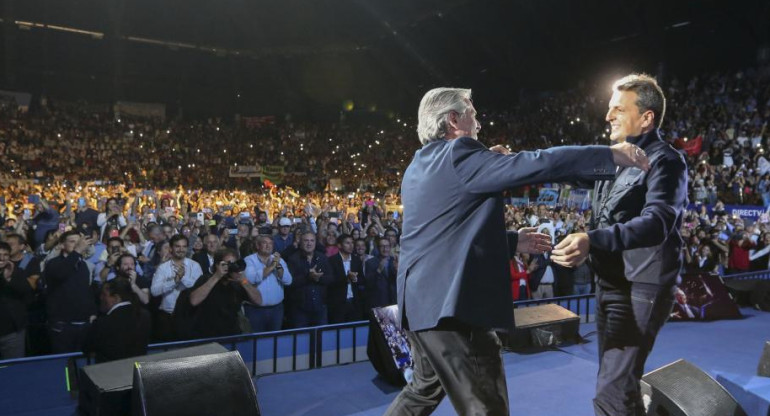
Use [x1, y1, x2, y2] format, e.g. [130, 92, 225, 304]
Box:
[384, 87, 648, 416]
[553, 74, 688, 416]
[84, 278, 151, 363]
[0, 242, 32, 358]
[45, 231, 98, 353]
[327, 234, 365, 323]
[364, 237, 398, 311]
[286, 232, 333, 328]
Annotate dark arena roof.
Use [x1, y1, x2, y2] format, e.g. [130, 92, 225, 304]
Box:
[2, 0, 769, 119]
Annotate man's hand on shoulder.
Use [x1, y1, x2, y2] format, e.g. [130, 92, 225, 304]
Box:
[489, 145, 511, 155]
[610, 142, 650, 171]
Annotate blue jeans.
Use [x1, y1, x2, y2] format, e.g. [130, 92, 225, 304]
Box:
[594, 283, 675, 416]
[574, 283, 592, 295]
[243, 303, 284, 333]
[0, 329, 26, 359]
[289, 305, 328, 329]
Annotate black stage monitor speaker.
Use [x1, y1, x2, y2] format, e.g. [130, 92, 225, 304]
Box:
[640, 359, 747, 416]
[79, 342, 227, 416]
[131, 350, 260, 416]
[759, 341, 770, 378]
[508, 304, 580, 350]
[367, 305, 413, 386]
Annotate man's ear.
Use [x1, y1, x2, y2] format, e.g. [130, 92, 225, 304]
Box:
[447, 110, 459, 129]
[642, 110, 655, 129]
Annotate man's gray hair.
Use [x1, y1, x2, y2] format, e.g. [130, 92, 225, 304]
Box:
[613, 73, 666, 129]
[416, 88, 473, 145]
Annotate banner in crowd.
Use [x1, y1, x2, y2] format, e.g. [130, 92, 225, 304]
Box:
[262, 165, 285, 185]
[506, 197, 530, 207]
[758, 157, 770, 176]
[328, 178, 342, 191]
[536, 188, 560, 207]
[242, 115, 275, 128]
[0, 90, 32, 111]
[688, 203, 769, 223]
[114, 101, 166, 120]
[564, 189, 592, 211]
[229, 165, 262, 178]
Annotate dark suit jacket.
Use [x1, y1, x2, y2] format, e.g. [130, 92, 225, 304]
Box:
[588, 130, 688, 288]
[286, 251, 333, 313]
[84, 303, 151, 363]
[0, 267, 32, 335]
[364, 256, 398, 310]
[398, 137, 615, 331]
[192, 250, 214, 275]
[327, 253, 365, 310]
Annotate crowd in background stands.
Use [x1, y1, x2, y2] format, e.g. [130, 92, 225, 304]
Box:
[1, 65, 770, 361]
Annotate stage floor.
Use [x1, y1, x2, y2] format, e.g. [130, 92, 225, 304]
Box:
[2, 308, 767, 415]
[255, 308, 770, 416]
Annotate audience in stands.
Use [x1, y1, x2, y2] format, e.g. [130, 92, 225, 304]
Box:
[0, 65, 769, 360]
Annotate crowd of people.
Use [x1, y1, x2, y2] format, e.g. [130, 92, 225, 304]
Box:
[0, 64, 769, 362]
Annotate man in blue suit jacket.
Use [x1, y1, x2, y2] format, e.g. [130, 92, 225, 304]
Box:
[384, 87, 650, 415]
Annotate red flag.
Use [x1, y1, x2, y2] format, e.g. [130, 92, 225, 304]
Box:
[675, 136, 703, 156]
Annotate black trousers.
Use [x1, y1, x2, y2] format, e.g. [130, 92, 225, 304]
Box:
[594, 282, 675, 416]
[49, 321, 90, 354]
[384, 319, 509, 416]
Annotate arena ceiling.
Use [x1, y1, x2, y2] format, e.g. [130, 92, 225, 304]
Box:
[3, 0, 769, 118]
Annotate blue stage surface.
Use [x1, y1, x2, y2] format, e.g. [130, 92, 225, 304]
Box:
[255, 308, 770, 416]
[1, 308, 768, 415]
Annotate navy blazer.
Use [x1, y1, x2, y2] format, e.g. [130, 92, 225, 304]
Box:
[327, 252, 365, 307]
[398, 137, 615, 331]
[364, 256, 398, 310]
[286, 251, 333, 313]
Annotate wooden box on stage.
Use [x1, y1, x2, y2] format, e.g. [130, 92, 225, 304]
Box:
[507, 304, 580, 350]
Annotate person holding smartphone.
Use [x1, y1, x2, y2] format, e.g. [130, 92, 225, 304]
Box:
[31, 197, 60, 253]
[97, 198, 127, 241]
[74, 197, 99, 236]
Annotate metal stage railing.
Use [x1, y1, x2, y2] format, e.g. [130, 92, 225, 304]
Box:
[0, 294, 596, 376]
[722, 269, 770, 281]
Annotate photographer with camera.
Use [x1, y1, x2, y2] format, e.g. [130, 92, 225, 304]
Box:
[177, 248, 262, 339]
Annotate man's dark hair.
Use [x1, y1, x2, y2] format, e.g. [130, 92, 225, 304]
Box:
[104, 277, 133, 301]
[384, 227, 398, 237]
[169, 234, 188, 247]
[4, 233, 26, 246]
[213, 247, 239, 266]
[116, 253, 136, 268]
[337, 233, 353, 245]
[107, 237, 124, 247]
[59, 230, 82, 245]
[104, 197, 119, 213]
[613, 73, 666, 129]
